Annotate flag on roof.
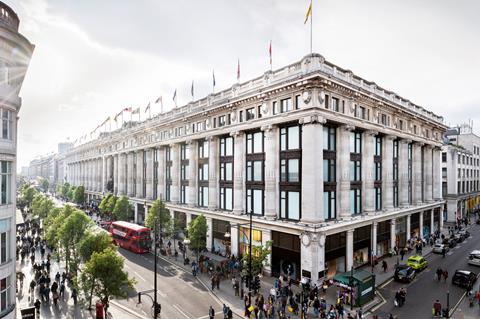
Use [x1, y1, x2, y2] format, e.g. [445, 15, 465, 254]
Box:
[304, 0, 312, 24]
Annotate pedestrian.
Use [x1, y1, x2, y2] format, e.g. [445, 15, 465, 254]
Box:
[216, 276, 220, 290]
[59, 282, 65, 298]
[222, 304, 228, 319]
[234, 278, 240, 297]
[442, 247, 446, 258]
[209, 305, 215, 319]
[433, 300, 442, 316]
[400, 248, 405, 260]
[211, 276, 216, 291]
[227, 307, 233, 319]
[71, 287, 78, 305]
[382, 260, 388, 272]
[34, 299, 41, 314]
[436, 268, 443, 281]
[442, 270, 448, 282]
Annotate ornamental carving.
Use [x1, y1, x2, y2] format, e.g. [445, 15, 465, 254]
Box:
[302, 90, 312, 105]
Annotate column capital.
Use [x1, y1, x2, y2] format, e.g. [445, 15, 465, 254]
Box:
[399, 138, 412, 145]
[385, 135, 397, 141]
[346, 229, 355, 235]
[390, 219, 396, 226]
[298, 115, 326, 125]
[229, 130, 244, 138]
[206, 135, 218, 142]
[424, 144, 434, 150]
[413, 141, 424, 147]
[364, 130, 378, 137]
[340, 124, 355, 132]
[261, 124, 276, 132]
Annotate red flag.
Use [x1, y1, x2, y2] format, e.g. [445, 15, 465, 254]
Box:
[269, 41, 272, 66]
[123, 107, 132, 112]
[237, 59, 240, 81]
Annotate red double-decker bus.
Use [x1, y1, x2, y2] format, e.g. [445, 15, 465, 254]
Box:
[109, 221, 151, 253]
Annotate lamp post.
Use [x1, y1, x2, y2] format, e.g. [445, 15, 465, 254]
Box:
[153, 221, 158, 319]
[446, 290, 450, 319]
[183, 238, 191, 264]
[349, 266, 354, 311]
[224, 209, 254, 305]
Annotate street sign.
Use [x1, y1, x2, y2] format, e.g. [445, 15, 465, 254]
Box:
[20, 306, 36, 319]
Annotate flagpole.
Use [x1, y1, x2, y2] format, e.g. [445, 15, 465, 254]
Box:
[310, 0, 313, 55]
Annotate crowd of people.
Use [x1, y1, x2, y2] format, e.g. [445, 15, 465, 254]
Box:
[16, 220, 78, 315]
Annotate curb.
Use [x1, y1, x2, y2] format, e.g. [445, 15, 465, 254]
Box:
[110, 300, 150, 319]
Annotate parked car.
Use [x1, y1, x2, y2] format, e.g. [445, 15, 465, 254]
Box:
[458, 229, 470, 239]
[452, 270, 477, 288]
[432, 243, 449, 254]
[468, 250, 480, 266]
[394, 265, 416, 283]
[444, 238, 457, 248]
[453, 233, 464, 243]
[407, 255, 428, 271]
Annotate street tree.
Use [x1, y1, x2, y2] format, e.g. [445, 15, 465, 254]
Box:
[79, 230, 114, 263]
[187, 214, 207, 253]
[45, 205, 76, 250]
[19, 185, 38, 209]
[99, 193, 117, 218]
[112, 196, 132, 221]
[67, 186, 76, 201]
[242, 240, 272, 277]
[31, 195, 54, 219]
[39, 177, 49, 192]
[145, 199, 171, 236]
[58, 209, 93, 274]
[80, 248, 134, 314]
[73, 185, 85, 204]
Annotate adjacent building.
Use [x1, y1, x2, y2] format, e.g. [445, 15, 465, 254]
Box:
[442, 123, 480, 225]
[0, 1, 34, 317]
[65, 53, 446, 283]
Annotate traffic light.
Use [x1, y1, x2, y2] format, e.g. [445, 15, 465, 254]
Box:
[254, 276, 261, 292]
[137, 293, 141, 304]
[154, 302, 161, 315]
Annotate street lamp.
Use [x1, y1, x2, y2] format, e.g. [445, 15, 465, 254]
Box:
[224, 209, 254, 305]
[183, 238, 191, 264]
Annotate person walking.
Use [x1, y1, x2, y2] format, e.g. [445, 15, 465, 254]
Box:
[433, 300, 442, 316]
[442, 270, 449, 283]
[209, 305, 215, 319]
[436, 268, 443, 281]
[441, 247, 446, 258]
[382, 260, 388, 272]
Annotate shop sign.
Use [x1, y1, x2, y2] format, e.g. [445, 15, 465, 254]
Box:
[361, 286, 373, 296]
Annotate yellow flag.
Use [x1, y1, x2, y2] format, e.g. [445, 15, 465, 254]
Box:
[304, 1, 312, 24]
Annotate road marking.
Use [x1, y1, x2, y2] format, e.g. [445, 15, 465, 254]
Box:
[174, 304, 192, 318]
[379, 278, 394, 288]
[134, 271, 147, 282]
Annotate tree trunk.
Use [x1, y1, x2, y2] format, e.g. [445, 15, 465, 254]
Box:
[88, 277, 95, 310]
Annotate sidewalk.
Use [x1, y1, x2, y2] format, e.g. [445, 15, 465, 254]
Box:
[451, 280, 480, 319]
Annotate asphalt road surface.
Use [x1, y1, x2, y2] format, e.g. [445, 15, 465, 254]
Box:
[372, 223, 480, 318]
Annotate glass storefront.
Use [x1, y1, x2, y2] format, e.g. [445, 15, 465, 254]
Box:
[395, 217, 407, 248]
[325, 232, 346, 277]
[410, 213, 420, 239]
[212, 219, 230, 257]
[353, 225, 371, 268]
[377, 221, 390, 257]
[272, 231, 300, 280]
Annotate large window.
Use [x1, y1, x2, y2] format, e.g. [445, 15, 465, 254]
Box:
[408, 143, 413, 204]
[350, 160, 361, 181]
[280, 126, 301, 151]
[350, 189, 362, 215]
[0, 219, 9, 264]
[246, 189, 264, 215]
[219, 187, 233, 211]
[350, 132, 362, 154]
[323, 159, 335, 182]
[199, 163, 209, 181]
[0, 162, 11, 205]
[1, 109, 12, 140]
[393, 139, 399, 207]
[350, 132, 362, 214]
[280, 159, 299, 182]
[280, 191, 300, 220]
[323, 126, 336, 151]
[219, 136, 234, 211]
[375, 187, 382, 211]
[198, 186, 209, 207]
[0, 276, 11, 314]
[198, 139, 209, 159]
[323, 191, 336, 220]
[246, 161, 263, 182]
[323, 125, 337, 219]
[246, 132, 264, 154]
[180, 143, 189, 204]
[280, 98, 293, 113]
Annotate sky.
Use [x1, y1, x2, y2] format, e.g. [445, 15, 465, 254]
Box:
[8, 0, 480, 169]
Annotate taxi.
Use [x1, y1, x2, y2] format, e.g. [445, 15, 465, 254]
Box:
[406, 255, 428, 271]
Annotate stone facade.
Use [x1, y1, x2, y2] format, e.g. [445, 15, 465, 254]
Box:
[65, 53, 446, 282]
[0, 1, 34, 317]
[442, 123, 480, 224]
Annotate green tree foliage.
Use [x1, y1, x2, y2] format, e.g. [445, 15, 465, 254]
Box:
[58, 210, 93, 273]
[31, 194, 55, 219]
[61, 183, 70, 198]
[79, 230, 114, 263]
[144, 199, 171, 233]
[242, 240, 272, 276]
[19, 185, 38, 209]
[112, 196, 132, 221]
[99, 193, 117, 218]
[187, 214, 207, 252]
[80, 248, 134, 314]
[73, 185, 85, 204]
[39, 177, 49, 192]
[67, 186, 76, 201]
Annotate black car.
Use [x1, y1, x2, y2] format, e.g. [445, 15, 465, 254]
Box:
[444, 238, 457, 248]
[458, 230, 470, 239]
[452, 270, 477, 288]
[394, 265, 416, 283]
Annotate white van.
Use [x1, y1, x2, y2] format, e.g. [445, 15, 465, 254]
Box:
[468, 250, 480, 266]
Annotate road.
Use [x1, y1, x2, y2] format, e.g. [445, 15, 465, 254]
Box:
[372, 223, 480, 318]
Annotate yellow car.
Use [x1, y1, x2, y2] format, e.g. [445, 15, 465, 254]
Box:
[406, 255, 428, 270]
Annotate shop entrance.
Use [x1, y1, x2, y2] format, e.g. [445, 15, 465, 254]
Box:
[271, 231, 301, 281]
[325, 232, 346, 277]
[353, 225, 371, 268]
[376, 221, 390, 257]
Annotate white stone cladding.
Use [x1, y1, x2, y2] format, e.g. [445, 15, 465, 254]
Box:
[64, 53, 447, 282]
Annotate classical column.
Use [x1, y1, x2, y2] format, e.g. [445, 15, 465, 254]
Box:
[300, 232, 325, 282]
[430, 209, 435, 233]
[301, 116, 324, 222]
[363, 130, 377, 213]
[97, 158, 102, 191]
[372, 222, 378, 257]
[208, 136, 219, 209]
[413, 142, 424, 205]
[433, 147, 442, 200]
[170, 144, 180, 203]
[102, 157, 107, 193]
[127, 152, 135, 197]
[346, 229, 354, 271]
[157, 147, 165, 200]
[262, 229, 272, 275]
[338, 125, 355, 218]
[439, 209, 444, 229]
[263, 125, 278, 220]
[419, 211, 424, 239]
[134, 203, 139, 224]
[136, 150, 144, 198]
[205, 216, 213, 251]
[186, 213, 192, 228]
[390, 219, 396, 250]
[383, 136, 395, 209]
[145, 149, 154, 200]
[399, 140, 410, 207]
[113, 155, 119, 195]
[406, 214, 411, 241]
[424, 145, 433, 202]
[232, 131, 245, 215]
[188, 140, 198, 207]
[230, 223, 239, 257]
